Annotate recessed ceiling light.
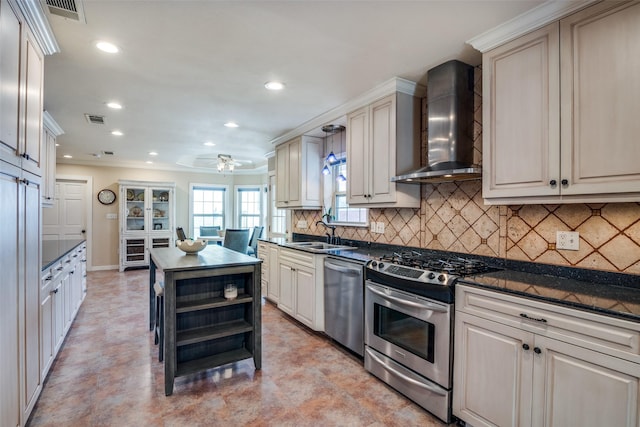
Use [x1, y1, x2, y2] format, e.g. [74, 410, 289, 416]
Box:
[106, 102, 122, 109]
[63, 154, 72, 159]
[265, 81, 285, 91]
[224, 122, 239, 128]
[111, 130, 123, 136]
[146, 161, 153, 164]
[55, 143, 60, 147]
[204, 141, 215, 147]
[96, 41, 119, 53]
[148, 151, 158, 156]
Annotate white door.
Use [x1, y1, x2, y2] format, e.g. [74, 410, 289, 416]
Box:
[42, 179, 87, 240]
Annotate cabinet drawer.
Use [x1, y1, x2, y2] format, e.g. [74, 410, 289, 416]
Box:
[279, 248, 315, 268]
[456, 284, 640, 363]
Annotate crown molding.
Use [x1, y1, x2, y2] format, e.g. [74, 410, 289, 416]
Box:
[16, 0, 59, 55]
[269, 77, 426, 147]
[467, 0, 600, 53]
[43, 111, 64, 135]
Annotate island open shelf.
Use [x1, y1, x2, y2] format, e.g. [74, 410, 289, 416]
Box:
[149, 245, 262, 395]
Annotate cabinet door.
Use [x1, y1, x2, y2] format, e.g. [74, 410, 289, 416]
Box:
[454, 312, 534, 427]
[286, 138, 301, 205]
[0, 164, 21, 427]
[0, 0, 21, 165]
[40, 288, 53, 378]
[482, 23, 560, 199]
[123, 186, 146, 232]
[294, 265, 315, 329]
[41, 128, 56, 205]
[532, 335, 640, 427]
[20, 31, 43, 176]
[347, 106, 369, 204]
[277, 262, 295, 316]
[53, 278, 65, 351]
[150, 187, 172, 233]
[369, 94, 396, 203]
[560, 1, 640, 196]
[275, 143, 289, 207]
[267, 245, 279, 302]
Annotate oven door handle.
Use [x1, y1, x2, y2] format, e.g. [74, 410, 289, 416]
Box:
[366, 347, 447, 396]
[366, 284, 447, 312]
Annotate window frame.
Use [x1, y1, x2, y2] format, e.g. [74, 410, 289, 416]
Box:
[188, 183, 230, 239]
[235, 185, 263, 229]
[323, 157, 368, 227]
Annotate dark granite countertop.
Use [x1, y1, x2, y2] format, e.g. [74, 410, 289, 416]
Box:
[459, 269, 640, 323]
[42, 239, 86, 271]
[279, 233, 640, 323]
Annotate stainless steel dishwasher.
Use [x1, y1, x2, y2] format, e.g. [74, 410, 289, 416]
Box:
[324, 256, 365, 356]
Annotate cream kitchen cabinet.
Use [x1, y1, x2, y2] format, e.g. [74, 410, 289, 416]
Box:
[267, 243, 280, 303]
[346, 92, 420, 208]
[275, 135, 322, 209]
[482, 1, 640, 204]
[276, 248, 324, 331]
[119, 180, 175, 271]
[454, 284, 640, 427]
[41, 112, 63, 207]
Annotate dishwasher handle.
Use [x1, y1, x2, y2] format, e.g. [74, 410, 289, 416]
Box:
[324, 260, 363, 276]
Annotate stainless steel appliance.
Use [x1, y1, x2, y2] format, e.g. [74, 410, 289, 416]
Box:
[324, 257, 365, 356]
[364, 251, 496, 423]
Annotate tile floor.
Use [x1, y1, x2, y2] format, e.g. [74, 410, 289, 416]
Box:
[27, 269, 447, 426]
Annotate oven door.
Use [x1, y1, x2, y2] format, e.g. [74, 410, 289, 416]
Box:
[365, 280, 452, 388]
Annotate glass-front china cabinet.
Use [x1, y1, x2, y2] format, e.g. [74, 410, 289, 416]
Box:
[118, 180, 176, 271]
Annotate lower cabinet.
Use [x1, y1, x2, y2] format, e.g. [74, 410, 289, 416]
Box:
[40, 242, 87, 381]
[267, 244, 280, 303]
[454, 284, 640, 427]
[276, 248, 324, 331]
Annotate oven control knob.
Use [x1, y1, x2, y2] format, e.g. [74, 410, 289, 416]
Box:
[438, 274, 446, 282]
[378, 263, 384, 268]
[427, 272, 435, 279]
[371, 261, 377, 267]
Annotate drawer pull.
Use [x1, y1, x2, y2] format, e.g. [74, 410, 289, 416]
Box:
[520, 313, 547, 323]
[534, 347, 542, 354]
[522, 343, 530, 351]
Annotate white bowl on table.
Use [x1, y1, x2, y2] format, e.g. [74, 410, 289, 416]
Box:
[176, 239, 207, 254]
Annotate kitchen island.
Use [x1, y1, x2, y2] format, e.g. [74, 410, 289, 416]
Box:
[149, 245, 262, 395]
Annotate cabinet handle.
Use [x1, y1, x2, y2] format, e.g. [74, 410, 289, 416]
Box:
[522, 343, 530, 351]
[50, 288, 59, 294]
[549, 180, 557, 186]
[520, 313, 547, 323]
[561, 179, 569, 186]
[534, 347, 542, 354]
[21, 153, 30, 160]
[45, 276, 53, 281]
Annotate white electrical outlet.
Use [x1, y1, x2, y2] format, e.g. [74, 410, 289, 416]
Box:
[557, 231, 579, 251]
[106, 213, 117, 220]
[370, 222, 377, 233]
[297, 220, 308, 229]
[376, 221, 385, 234]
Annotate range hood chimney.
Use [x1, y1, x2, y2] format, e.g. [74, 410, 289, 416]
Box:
[392, 60, 481, 184]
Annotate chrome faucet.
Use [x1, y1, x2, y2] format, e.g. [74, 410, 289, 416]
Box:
[316, 221, 340, 244]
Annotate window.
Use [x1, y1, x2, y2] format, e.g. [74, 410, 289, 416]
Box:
[324, 158, 368, 225]
[236, 186, 262, 228]
[190, 184, 227, 238]
[269, 174, 287, 237]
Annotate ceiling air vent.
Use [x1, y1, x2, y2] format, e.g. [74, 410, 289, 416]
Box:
[43, 0, 86, 23]
[84, 114, 105, 125]
[103, 151, 114, 156]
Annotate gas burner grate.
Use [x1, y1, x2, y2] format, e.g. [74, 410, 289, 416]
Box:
[379, 252, 494, 276]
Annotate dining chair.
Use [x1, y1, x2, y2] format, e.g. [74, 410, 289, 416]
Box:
[199, 226, 220, 244]
[176, 227, 187, 241]
[222, 229, 251, 254]
[246, 226, 264, 256]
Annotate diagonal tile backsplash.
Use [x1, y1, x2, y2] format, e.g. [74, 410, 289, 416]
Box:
[293, 66, 640, 275]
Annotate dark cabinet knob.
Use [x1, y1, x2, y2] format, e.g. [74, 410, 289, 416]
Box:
[534, 347, 542, 354]
[561, 179, 568, 186]
[549, 180, 557, 186]
[522, 343, 530, 351]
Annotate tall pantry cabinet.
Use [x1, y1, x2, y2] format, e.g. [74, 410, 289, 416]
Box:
[0, 0, 56, 425]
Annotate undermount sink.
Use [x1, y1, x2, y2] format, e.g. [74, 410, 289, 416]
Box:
[283, 241, 353, 253]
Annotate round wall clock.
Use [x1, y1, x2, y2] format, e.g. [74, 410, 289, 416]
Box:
[97, 189, 117, 205]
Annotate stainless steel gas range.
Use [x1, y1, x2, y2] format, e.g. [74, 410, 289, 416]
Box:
[364, 251, 497, 424]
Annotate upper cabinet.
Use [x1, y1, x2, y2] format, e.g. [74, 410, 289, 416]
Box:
[482, 1, 640, 204]
[347, 92, 421, 208]
[275, 135, 322, 209]
[41, 112, 63, 207]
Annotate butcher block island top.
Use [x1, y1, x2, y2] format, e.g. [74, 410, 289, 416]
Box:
[149, 245, 262, 395]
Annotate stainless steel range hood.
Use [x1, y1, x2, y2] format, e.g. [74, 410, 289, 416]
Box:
[392, 60, 481, 184]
